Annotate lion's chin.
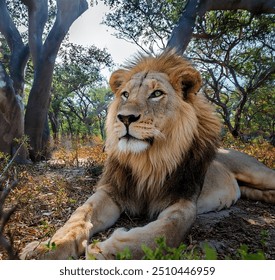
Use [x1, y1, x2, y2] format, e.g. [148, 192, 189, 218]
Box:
[118, 137, 150, 154]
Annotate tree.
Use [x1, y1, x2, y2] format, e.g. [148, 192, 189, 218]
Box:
[50, 43, 113, 141]
[54, 87, 112, 140]
[241, 86, 275, 144]
[190, 11, 275, 138]
[0, 0, 88, 161]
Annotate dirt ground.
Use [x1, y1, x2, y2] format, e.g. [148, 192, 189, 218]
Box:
[1, 155, 275, 260]
[190, 199, 275, 259]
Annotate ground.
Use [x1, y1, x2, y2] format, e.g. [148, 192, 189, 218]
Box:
[191, 200, 275, 259]
[0, 140, 274, 260]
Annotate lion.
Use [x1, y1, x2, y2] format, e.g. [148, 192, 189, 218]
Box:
[21, 51, 275, 260]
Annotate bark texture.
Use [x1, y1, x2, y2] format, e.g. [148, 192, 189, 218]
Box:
[0, 63, 24, 158]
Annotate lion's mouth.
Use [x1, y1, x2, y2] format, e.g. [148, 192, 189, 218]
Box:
[120, 134, 154, 145]
[119, 134, 134, 141]
[118, 134, 154, 153]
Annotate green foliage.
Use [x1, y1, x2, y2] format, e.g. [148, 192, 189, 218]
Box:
[86, 239, 101, 260]
[0, 152, 10, 165]
[46, 241, 57, 251]
[260, 230, 269, 247]
[116, 247, 132, 260]
[141, 237, 190, 260]
[190, 11, 274, 138]
[115, 237, 266, 260]
[201, 242, 217, 260]
[0, 36, 10, 69]
[237, 244, 265, 260]
[115, 237, 218, 260]
[6, 0, 58, 43]
[241, 86, 275, 139]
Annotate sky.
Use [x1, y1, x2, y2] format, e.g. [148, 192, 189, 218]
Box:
[68, 2, 139, 69]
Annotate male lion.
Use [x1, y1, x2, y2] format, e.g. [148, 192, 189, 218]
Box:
[21, 51, 275, 260]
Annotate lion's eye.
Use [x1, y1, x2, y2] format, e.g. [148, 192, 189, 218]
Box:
[121, 91, 129, 100]
[149, 90, 164, 99]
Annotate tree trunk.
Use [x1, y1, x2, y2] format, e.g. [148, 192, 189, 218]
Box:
[24, 53, 55, 161]
[0, 63, 26, 161]
[23, 0, 88, 161]
[48, 111, 60, 144]
[0, 0, 29, 162]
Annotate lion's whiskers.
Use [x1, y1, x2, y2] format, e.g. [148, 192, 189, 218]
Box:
[153, 128, 166, 140]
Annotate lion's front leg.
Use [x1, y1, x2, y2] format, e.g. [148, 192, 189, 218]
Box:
[87, 199, 196, 259]
[20, 188, 121, 259]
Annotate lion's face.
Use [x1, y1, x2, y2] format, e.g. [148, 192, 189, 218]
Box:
[111, 71, 181, 153]
[106, 52, 203, 156]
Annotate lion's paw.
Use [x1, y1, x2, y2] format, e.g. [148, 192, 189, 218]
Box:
[20, 238, 81, 260]
[86, 240, 120, 260]
[20, 240, 54, 260]
[21, 221, 93, 259]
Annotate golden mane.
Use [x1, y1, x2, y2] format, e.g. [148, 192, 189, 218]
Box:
[110, 51, 202, 95]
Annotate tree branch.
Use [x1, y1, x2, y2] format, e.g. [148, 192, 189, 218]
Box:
[167, 0, 275, 54]
[44, 0, 88, 57]
[248, 65, 275, 92]
[167, 0, 200, 53]
[0, 0, 29, 96]
[22, 0, 48, 68]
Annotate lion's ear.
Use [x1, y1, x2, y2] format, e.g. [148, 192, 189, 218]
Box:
[171, 67, 202, 100]
[109, 69, 128, 93]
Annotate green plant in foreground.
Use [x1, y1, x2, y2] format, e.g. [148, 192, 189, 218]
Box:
[116, 247, 132, 260]
[260, 229, 269, 247]
[140, 237, 219, 260]
[237, 244, 265, 260]
[115, 237, 266, 260]
[86, 239, 101, 260]
[116, 237, 216, 260]
[201, 242, 217, 260]
[141, 237, 189, 260]
[45, 241, 57, 251]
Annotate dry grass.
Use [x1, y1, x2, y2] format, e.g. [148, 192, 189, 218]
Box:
[0, 142, 104, 259]
[223, 134, 275, 168]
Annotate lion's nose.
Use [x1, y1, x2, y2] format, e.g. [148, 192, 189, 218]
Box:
[117, 114, 141, 126]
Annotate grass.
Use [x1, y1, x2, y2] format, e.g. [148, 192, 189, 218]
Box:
[115, 237, 266, 260]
